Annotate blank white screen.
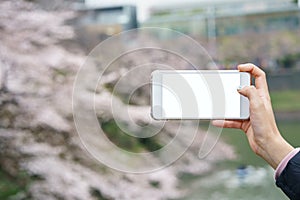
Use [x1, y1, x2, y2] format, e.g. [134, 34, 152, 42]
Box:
[162, 73, 240, 118]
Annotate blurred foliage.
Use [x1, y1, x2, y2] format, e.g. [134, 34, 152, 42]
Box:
[103, 84, 150, 106]
[271, 90, 300, 112]
[149, 180, 161, 188]
[277, 52, 300, 69]
[101, 119, 163, 153]
[217, 30, 300, 67]
[0, 169, 30, 199]
[90, 187, 112, 200]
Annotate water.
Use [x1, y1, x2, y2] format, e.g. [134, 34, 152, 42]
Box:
[179, 120, 300, 200]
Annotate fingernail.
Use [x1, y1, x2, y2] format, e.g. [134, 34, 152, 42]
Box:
[237, 86, 243, 91]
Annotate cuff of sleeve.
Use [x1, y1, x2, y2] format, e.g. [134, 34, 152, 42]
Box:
[275, 147, 300, 180]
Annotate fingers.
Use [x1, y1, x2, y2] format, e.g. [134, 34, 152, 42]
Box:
[238, 63, 269, 93]
[212, 120, 243, 129]
[238, 63, 265, 78]
[238, 85, 259, 101]
[238, 85, 266, 113]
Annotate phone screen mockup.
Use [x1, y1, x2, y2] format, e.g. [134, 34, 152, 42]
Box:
[151, 70, 250, 120]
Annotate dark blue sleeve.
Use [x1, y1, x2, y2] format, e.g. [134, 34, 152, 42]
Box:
[276, 151, 300, 200]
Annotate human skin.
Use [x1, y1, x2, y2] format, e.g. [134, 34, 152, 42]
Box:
[212, 63, 294, 169]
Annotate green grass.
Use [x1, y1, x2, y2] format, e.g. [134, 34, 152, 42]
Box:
[220, 128, 266, 167]
[270, 90, 300, 112]
[219, 120, 300, 167]
[219, 89, 300, 165]
[277, 120, 300, 147]
[197, 121, 266, 167]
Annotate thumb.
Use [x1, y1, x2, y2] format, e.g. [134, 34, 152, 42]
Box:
[238, 85, 259, 101]
[238, 86, 264, 111]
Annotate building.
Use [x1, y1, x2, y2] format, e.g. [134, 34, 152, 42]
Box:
[73, 4, 138, 49]
[143, 0, 300, 38]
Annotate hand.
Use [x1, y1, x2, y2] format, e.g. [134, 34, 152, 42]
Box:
[212, 63, 294, 169]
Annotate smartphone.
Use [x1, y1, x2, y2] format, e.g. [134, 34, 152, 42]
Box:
[151, 70, 250, 120]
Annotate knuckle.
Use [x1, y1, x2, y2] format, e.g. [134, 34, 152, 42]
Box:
[248, 85, 256, 91]
[248, 63, 257, 68]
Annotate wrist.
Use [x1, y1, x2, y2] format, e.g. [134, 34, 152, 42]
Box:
[275, 148, 300, 179]
[262, 134, 294, 169]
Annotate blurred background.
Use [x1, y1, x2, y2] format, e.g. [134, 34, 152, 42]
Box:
[1, 0, 300, 199]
